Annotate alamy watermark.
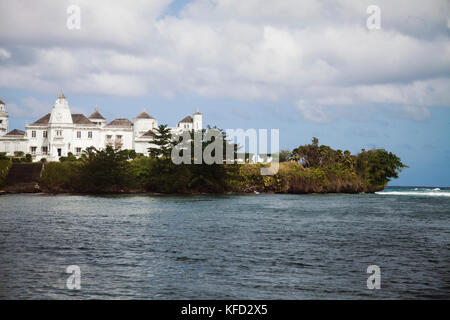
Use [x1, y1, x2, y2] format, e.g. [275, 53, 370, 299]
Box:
[367, 265, 381, 289]
[66, 5, 81, 30]
[66, 265, 81, 290]
[171, 128, 280, 175]
[65, 4, 382, 32]
[366, 5, 381, 30]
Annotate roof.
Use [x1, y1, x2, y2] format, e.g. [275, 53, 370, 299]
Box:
[58, 92, 66, 99]
[178, 115, 193, 123]
[142, 129, 156, 137]
[72, 114, 95, 126]
[4, 129, 25, 136]
[0, 98, 4, 105]
[30, 113, 51, 126]
[106, 118, 133, 127]
[29, 113, 95, 126]
[193, 108, 201, 115]
[135, 110, 154, 119]
[89, 107, 105, 120]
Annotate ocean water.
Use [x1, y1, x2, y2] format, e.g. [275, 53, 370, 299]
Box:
[0, 187, 449, 299]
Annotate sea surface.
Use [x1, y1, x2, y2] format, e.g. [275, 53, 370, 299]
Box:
[0, 186, 449, 299]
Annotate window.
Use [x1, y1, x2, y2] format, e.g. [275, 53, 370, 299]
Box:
[76, 147, 82, 156]
[43, 131, 47, 138]
[31, 131, 36, 138]
[31, 146, 37, 155]
[0, 120, 3, 124]
[42, 146, 48, 155]
[88, 131, 92, 139]
[106, 135, 113, 146]
[77, 131, 81, 138]
[116, 135, 122, 140]
[56, 130, 62, 136]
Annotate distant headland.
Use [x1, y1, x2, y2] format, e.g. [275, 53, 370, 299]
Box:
[0, 132, 406, 194]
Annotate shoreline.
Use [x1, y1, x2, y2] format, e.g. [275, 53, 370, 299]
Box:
[0, 187, 380, 196]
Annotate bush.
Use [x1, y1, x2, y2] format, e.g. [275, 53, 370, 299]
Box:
[37, 136, 406, 194]
[0, 159, 12, 188]
[39, 161, 84, 193]
[356, 149, 407, 187]
[59, 152, 77, 162]
[80, 146, 132, 192]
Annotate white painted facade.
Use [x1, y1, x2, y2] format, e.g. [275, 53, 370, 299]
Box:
[0, 93, 203, 161]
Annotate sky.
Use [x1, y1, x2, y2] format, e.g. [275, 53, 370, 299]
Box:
[0, 0, 449, 186]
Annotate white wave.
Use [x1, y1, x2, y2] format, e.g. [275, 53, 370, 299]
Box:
[433, 188, 441, 191]
[376, 191, 450, 197]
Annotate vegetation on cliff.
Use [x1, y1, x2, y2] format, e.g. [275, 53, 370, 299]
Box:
[38, 127, 406, 194]
[0, 159, 12, 188]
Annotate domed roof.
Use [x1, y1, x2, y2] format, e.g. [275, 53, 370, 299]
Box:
[135, 109, 154, 119]
[89, 107, 105, 120]
[178, 115, 193, 123]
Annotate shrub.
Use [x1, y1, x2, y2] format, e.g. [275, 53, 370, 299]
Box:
[39, 161, 84, 192]
[80, 146, 133, 192]
[0, 159, 12, 188]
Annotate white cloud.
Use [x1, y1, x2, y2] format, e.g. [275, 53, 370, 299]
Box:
[296, 101, 331, 123]
[0, 48, 11, 60]
[398, 105, 431, 121]
[0, 0, 449, 121]
[7, 97, 50, 118]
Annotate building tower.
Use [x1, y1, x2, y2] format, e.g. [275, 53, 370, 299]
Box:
[193, 108, 202, 131]
[48, 92, 73, 159]
[49, 92, 73, 125]
[133, 109, 156, 137]
[0, 98, 8, 136]
[88, 106, 107, 127]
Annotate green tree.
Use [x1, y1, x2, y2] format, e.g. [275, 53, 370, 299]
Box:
[356, 149, 407, 186]
[147, 124, 175, 158]
[292, 137, 352, 168]
[278, 149, 292, 162]
[59, 152, 78, 162]
[80, 146, 132, 191]
[292, 137, 322, 167]
[174, 126, 239, 192]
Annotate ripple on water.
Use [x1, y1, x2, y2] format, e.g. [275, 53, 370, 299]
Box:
[0, 193, 449, 299]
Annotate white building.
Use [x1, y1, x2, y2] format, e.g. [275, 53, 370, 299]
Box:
[0, 93, 203, 161]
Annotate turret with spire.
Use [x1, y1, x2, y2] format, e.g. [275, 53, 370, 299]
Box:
[133, 108, 157, 136]
[49, 91, 73, 124]
[193, 108, 202, 131]
[89, 105, 106, 127]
